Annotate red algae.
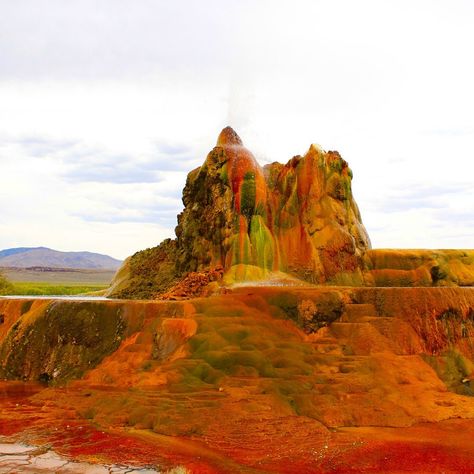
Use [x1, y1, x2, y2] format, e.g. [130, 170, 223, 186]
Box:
[3, 383, 474, 473]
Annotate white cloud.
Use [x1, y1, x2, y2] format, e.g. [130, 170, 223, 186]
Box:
[0, 0, 473, 258]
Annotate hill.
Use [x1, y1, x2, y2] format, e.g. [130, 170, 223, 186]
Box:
[0, 247, 122, 270]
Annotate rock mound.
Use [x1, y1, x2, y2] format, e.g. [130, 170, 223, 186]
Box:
[110, 128, 370, 298]
[109, 127, 474, 299]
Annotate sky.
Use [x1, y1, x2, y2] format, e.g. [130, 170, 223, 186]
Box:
[0, 0, 473, 260]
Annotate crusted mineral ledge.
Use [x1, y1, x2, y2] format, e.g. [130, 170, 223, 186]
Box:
[1, 287, 474, 472]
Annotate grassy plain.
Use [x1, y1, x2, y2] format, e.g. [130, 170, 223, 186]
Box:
[0, 267, 113, 295]
[8, 281, 108, 295]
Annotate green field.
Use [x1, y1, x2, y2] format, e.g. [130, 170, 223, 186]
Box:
[0, 267, 114, 296]
[9, 281, 108, 296]
[2, 268, 115, 284]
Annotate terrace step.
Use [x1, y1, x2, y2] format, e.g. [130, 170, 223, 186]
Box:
[340, 303, 378, 322]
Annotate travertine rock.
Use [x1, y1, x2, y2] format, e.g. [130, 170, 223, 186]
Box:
[111, 127, 371, 298]
[108, 127, 473, 299]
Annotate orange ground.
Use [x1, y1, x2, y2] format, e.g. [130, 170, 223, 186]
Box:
[1, 287, 474, 472]
[2, 382, 474, 473]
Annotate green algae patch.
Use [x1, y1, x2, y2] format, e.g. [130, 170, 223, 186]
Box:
[327, 270, 365, 287]
[166, 297, 321, 398]
[240, 171, 257, 220]
[0, 301, 128, 383]
[267, 291, 299, 320]
[267, 290, 345, 333]
[249, 215, 276, 270]
[223, 264, 268, 283]
[229, 232, 252, 266]
[423, 350, 474, 396]
[192, 298, 247, 318]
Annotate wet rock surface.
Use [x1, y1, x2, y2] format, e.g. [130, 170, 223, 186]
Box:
[1, 289, 474, 472]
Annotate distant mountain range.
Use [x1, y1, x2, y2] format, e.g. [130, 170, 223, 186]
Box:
[0, 247, 122, 270]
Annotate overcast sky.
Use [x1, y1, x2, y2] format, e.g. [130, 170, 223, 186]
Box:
[0, 0, 473, 259]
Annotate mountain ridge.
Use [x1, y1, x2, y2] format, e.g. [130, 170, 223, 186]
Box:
[0, 247, 122, 270]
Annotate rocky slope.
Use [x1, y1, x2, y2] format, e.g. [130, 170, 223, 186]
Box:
[0, 247, 122, 270]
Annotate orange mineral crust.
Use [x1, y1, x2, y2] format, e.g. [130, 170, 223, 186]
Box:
[110, 127, 375, 299]
[1, 288, 474, 472]
[176, 128, 370, 283]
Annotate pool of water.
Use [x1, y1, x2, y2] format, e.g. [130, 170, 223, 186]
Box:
[0, 382, 42, 400]
[0, 441, 162, 473]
